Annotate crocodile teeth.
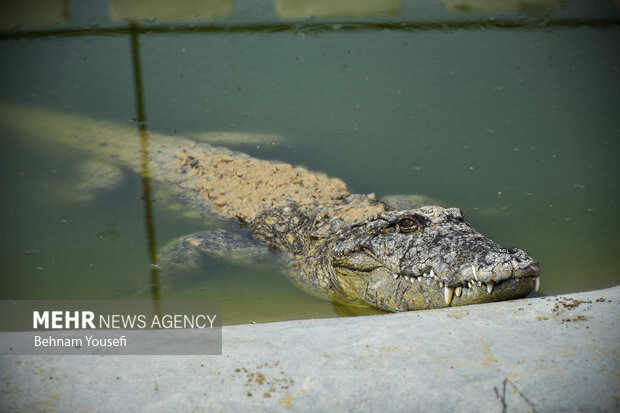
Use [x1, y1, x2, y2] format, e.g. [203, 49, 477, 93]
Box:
[404, 276, 410, 281]
[486, 281, 494, 294]
[455, 286, 462, 297]
[444, 286, 454, 305]
[471, 265, 478, 281]
[477, 280, 482, 287]
[535, 277, 540, 292]
[409, 277, 414, 283]
[439, 281, 444, 288]
[393, 274, 398, 279]
[430, 269, 435, 278]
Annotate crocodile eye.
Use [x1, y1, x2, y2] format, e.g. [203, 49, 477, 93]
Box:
[397, 218, 418, 233]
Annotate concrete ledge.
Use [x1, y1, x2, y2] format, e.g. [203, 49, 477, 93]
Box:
[2, 286, 619, 412]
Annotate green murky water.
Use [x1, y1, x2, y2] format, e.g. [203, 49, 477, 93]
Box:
[1, 0, 619, 324]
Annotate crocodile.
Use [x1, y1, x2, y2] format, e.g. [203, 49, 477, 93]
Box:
[0, 102, 541, 312]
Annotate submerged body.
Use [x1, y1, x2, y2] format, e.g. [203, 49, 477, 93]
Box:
[0, 103, 540, 312]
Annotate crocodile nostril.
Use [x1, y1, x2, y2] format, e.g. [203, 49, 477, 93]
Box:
[527, 262, 541, 274]
[506, 247, 519, 254]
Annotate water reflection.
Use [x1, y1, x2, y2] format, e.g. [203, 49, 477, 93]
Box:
[129, 24, 161, 309]
[0, 0, 617, 39]
[275, 0, 401, 18]
[444, 0, 564, 12]
[0, 0, 68, 29]
[109, 0, 233, 22]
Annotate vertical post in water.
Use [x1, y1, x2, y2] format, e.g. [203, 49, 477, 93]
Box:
[129, 23, 162, 310]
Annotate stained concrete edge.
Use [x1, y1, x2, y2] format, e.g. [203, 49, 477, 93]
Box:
[1, 286, 619, 412]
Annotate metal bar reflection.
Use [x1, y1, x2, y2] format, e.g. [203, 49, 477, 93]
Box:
[129, 23, 162, 310]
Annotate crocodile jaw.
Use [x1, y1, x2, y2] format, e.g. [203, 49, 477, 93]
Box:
[335, 265, 540, 312]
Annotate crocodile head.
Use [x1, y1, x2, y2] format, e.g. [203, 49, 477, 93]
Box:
[329, 206, 540, 311]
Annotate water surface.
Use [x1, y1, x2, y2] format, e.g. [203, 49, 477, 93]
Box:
[1, 0, 619, 324]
